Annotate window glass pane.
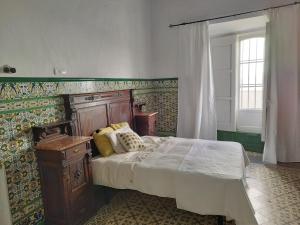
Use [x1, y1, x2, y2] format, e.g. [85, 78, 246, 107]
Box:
[249, 63, 256, 85]
[248, 87, 256, 108]
[241, 64, 249, 85]
[256, 87, 263, 109]
[241, 87, 248, 109]
[240, 88, 243, 108]
[249, 38, 258, 61]
[239, 35, 265, 110]
[257, 38, 265, 60]
[241, 39, 250, 61]
[256, 62, 264, 85]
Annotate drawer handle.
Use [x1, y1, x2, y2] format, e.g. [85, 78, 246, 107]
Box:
[74, 170, 82, 179]
[85, 96, 95, 101]
[73, 148, 80, 153]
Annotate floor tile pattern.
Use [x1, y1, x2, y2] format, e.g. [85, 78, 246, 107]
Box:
[85, 190, 235, 225]
[247, 164, 300, 225]
[85, 162, 300, 225]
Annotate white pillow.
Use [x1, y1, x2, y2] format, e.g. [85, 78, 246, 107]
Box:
[105, 127, 133, 153]
[117, 131, 145, 152]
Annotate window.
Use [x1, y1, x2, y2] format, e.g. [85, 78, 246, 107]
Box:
[239, 35, 265, 110]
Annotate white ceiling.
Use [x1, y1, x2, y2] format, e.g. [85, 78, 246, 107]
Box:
[209, 15, 269, 37]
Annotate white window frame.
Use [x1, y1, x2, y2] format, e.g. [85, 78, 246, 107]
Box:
[237, 31, 265, 112]
[211, 35, 237, 132]
[236, 30, 265, 133]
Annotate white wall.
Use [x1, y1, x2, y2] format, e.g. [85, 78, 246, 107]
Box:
[151, 0, 295, 77]
[0, 0, 152, 78]
[1, 0, 294, 78]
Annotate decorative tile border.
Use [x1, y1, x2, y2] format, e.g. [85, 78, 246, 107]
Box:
[0, 77, 178, 82]
[0, 97, 63, 114]
[0, 78, 178, 100]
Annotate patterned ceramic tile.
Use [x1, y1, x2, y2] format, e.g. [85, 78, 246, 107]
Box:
[1, 105, 65, 225]
[6, 78, 299, 225]
[85, 190, 235, 225]
[0, 79, 178, 100]
[0, 78, 178, 225]
[0, 97, 63, 113]
[84, 161, 300, 225]
[246, 163, 300, 225]
[133, 88, 178, 135]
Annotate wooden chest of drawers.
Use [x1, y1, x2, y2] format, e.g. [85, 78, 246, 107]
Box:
[35, 136, 95, 225]
[135, 112, 158, 136]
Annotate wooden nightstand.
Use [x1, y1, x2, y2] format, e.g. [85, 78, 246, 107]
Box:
[134, 112, 158, 136]
[35, 134, 95, 225]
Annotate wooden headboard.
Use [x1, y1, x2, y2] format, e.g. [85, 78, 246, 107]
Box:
[62, 90, 134, 155]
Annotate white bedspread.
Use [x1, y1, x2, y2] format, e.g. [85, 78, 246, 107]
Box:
[92, 136, 257, 225]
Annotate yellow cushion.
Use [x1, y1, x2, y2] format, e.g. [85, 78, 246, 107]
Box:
[110, 122, 129, 130]
[116, 132, 145, 152]
[93, 127, 114, 157]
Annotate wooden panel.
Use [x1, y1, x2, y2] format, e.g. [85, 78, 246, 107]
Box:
[212, 45, 232, 70]
[69, 157, 89, 191]
[211, 35, 237, 132]
[214, 70, 232, 98]
[63, 90, 134, 156]
[135, 112, 157, 136]
[35, 132, 94, 225]
[109, 100, 132, 126]
[39, 164, 66, 223]
[63, 90, 134, 138]
[216, 99, 231, 124]
[68, 90, 130, 105]
[65, 143, 87, 160]
[36, 136, 92, 151]
[77, 105, 108, 136]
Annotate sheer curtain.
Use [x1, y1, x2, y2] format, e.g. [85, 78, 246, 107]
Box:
[177, 22, 217, 140]
[262, 4, 300, 163]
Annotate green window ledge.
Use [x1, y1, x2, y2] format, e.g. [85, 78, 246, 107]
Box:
[217, 130, 264, 153]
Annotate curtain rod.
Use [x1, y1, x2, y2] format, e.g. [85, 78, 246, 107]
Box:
[169, 1, 300, 28]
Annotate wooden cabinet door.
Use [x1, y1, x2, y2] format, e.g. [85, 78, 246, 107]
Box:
[76, 105, 109, 136]
[69, 154, 93, 225]
[39, 163, 68, 225]
[109, 101, 132, 126]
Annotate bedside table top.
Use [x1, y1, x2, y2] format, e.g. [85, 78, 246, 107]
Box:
[135, 112, 158, 117]
[36, 136, 92, 151]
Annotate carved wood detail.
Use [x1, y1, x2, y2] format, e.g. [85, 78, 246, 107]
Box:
[62, 90, 134, 156]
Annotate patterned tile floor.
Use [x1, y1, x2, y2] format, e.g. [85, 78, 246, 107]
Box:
[247, 164, 300, 225]
[86, 153, 300, 225]
[86, 190, 236, 225]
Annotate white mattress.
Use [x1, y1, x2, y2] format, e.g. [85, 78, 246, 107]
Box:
[92, 151, 145, 190]
[91, 136, 257, 225]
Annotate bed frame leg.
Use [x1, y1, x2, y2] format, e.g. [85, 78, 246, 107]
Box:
[217, 216, 225, 225]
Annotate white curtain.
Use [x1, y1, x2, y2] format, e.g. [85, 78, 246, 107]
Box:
[177, 22, 217, 140]
[262, 5, 300, 163]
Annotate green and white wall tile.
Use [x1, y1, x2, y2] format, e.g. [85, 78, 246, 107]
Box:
[0, 77, 178, 225]
[0, 76, 264, 225]
[133, 87, 178, 136]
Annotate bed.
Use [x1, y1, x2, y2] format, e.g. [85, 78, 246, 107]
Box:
[63, 90, 258, 225]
